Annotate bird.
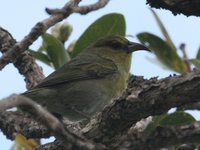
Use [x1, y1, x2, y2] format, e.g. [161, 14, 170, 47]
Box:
[23, 35, 150, 121]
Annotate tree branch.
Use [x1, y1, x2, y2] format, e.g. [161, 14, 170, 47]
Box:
[147, 0, 200, 17]
[0, 27, 16, 53]
[84, 70, 200, 144]
[0, 0, 109, 71]
[0, 111, 50, 140]
[73, 0, 109, 14]
[116, 122, 200, 150]
[0, 95, 104, 150]
[0, 27, 44, 89]
[0, 111, 83, 140]
[1, 70, 200, 149]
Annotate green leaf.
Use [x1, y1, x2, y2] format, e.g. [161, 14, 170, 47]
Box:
[145, 114, 167, 133]
[151, 9, 176, 51]
[28, 49, 51, 66]
[137, 32, 188, 73]
[190, 59, 200, 68]
[159, 111, 195, 126]
[38, 46, 46, 52]
[42, 33, 70, 69]
[145, 112, 195, 134]
[71, 13, 126, 58]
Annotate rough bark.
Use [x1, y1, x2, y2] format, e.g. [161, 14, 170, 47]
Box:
[84, 71, 200, 144]
[147, 0, 200, 17]
[0, 27, 44, 89]
[1, 70, 200, 149]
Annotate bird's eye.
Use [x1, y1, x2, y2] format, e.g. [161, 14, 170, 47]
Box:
[111, 42, 122, 49]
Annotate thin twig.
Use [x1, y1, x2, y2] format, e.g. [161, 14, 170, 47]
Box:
[0, 0, 109, 70]
[73, 0, 110, 14]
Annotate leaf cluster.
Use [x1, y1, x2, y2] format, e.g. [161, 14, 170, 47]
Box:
[29, 13, 125, 70]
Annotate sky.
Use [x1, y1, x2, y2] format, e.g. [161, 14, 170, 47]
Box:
[0, 0, 200, 149]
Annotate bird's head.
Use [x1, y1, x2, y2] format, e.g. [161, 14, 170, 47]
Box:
[91, 35, 150, 54]
[86, 35, 150, 72]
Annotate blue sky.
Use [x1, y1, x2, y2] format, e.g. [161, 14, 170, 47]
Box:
[0, 0, 200, 149]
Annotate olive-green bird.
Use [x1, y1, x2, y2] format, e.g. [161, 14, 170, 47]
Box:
[23, 35, 149, 121]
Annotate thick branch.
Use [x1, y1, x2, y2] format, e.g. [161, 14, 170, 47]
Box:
[0, 95, 103, 150]
[84, 70, 200, 144]
[0, 111, 85, 141]
[0, 111, 50, 140]
[35, 141, 64, 150]
[0, 27, 44, 88]
[0, 27, 16, 53]
[147, 0, 200, 17]
[24, 119, 200, 150]
[116, 122, 200, 150]
[1, 70, 200, 149]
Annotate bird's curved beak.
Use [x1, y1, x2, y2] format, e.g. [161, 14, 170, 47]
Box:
[128, 41, 150, 53]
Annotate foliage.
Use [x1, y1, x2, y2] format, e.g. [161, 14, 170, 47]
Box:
[30, 13, 126, 70]
[137, 32, 188, 73]
[70, 13, 125, 58]
[136, 9, 200, 73]
[147, 111, 195, 130]
[190, 47, 200, 68]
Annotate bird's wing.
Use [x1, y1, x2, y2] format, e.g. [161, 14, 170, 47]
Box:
[35, 55, 118, 88]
